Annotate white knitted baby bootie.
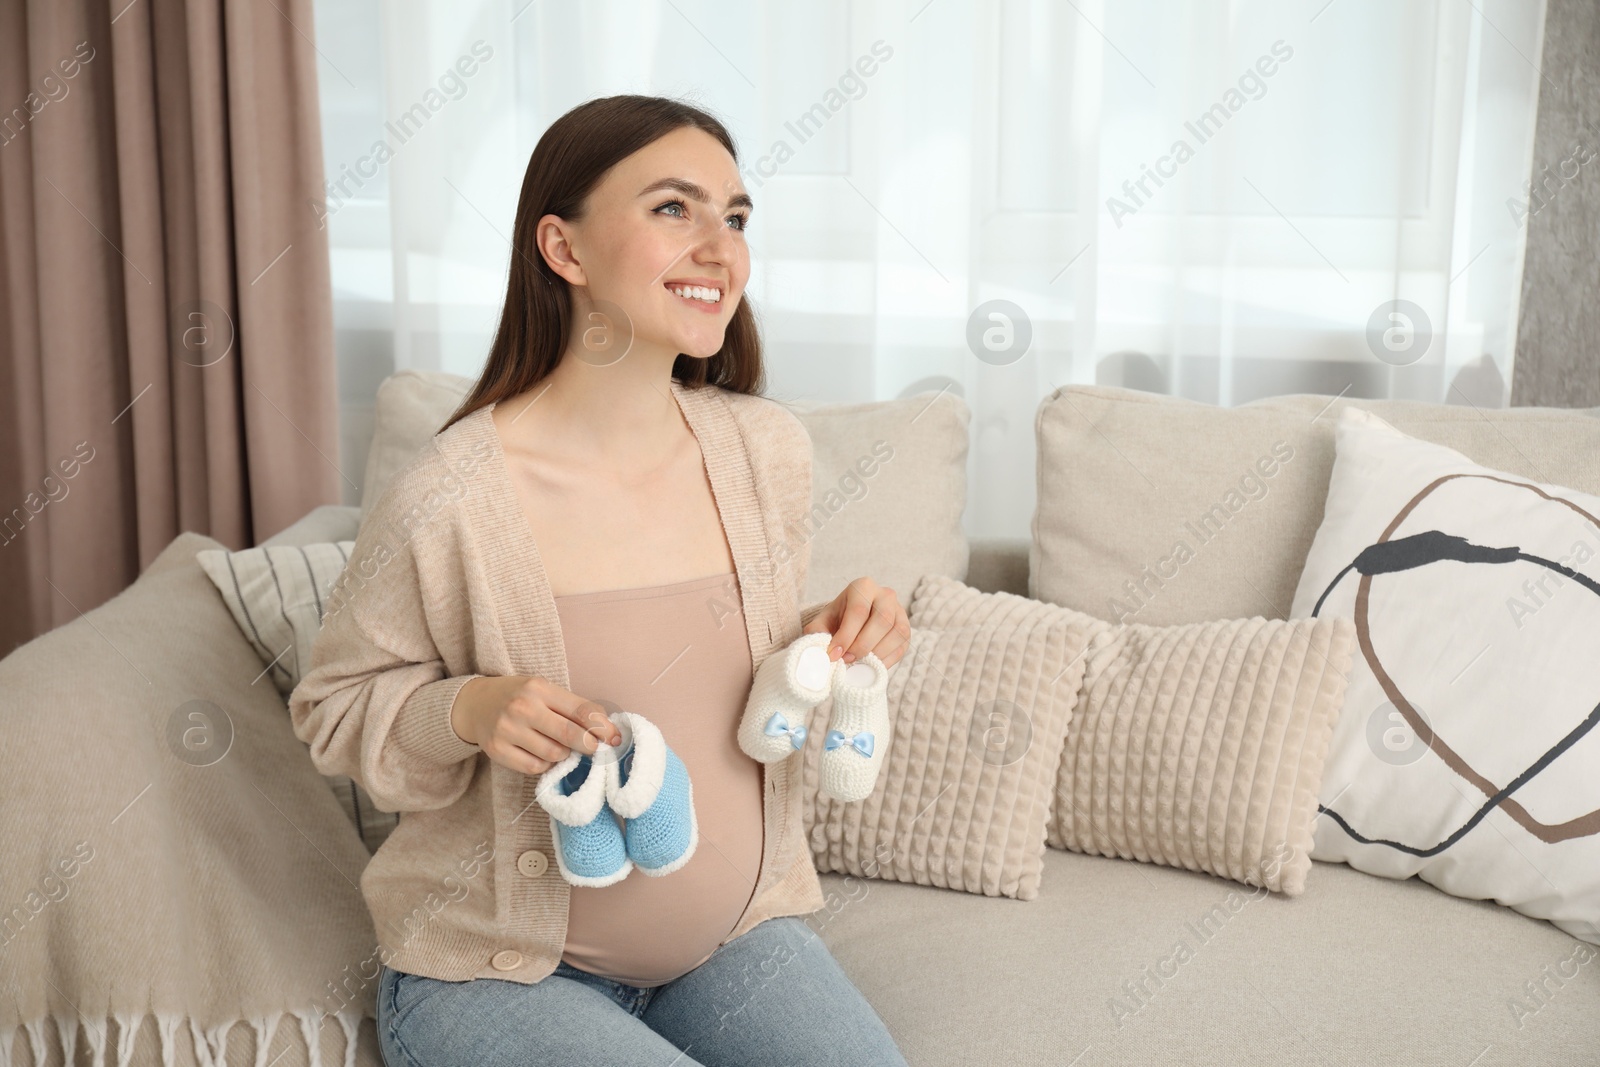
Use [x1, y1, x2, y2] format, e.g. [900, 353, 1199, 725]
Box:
[817, 652, 891, 802]
[737, 631, 839, 764]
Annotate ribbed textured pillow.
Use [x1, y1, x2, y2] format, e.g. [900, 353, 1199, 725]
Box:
[800, 597, 1093, 900]
[196, 540, 400, 854]
[909, 574, 1356, 895]
[1062, 616, 1355, 895]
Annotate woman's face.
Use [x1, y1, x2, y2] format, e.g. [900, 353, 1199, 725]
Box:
[541, 126, 752, 364]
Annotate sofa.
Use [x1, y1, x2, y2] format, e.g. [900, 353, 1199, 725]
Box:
[4, 371, 1598, 1067]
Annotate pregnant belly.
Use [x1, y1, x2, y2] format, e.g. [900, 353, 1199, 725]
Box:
[560, 762, 766, 987]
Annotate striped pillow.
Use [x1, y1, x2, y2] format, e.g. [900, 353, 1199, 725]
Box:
[197, 541, 400, 853]
[196, 541, 354, 696]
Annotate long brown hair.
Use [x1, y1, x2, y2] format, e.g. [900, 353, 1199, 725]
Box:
[438, 95, 765, 434]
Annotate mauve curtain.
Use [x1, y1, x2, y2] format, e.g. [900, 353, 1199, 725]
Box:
[0, 0, 339, 659]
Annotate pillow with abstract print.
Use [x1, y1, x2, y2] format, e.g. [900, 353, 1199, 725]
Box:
[1290, 406, 1600, 945]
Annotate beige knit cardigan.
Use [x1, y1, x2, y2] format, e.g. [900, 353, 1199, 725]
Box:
[289, 378, 831, 985]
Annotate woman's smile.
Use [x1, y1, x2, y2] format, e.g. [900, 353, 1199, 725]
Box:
[663, 279, 725, 313]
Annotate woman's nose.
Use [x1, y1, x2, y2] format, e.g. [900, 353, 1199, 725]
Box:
[688, 206, 740, 252]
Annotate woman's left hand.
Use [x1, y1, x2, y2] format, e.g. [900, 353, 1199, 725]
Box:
[802, 578, 911, 670]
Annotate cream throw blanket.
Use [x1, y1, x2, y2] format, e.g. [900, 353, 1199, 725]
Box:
[0, 533, 381, 1067]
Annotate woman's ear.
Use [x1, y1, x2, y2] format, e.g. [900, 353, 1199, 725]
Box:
[535, 213, 586, 287]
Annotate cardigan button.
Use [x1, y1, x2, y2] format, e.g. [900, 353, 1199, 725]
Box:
[517, 849, 549, 878]
[491, 950, 523, 971]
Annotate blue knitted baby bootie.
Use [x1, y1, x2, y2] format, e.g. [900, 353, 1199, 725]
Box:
[534, 748, 632, 888]
[605, 711, 698, 876]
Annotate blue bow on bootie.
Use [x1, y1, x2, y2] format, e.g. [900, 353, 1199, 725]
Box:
[764, 711, 809, 749]
[824, 729, 874, 757]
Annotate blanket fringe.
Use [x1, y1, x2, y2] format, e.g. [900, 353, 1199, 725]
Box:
[0, 1009, 365, 1067]
[246, 1015, 281, 1067]
[112, 1014, 140, 1067]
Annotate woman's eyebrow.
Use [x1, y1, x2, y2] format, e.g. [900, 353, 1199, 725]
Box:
[638, 176, 753, 212]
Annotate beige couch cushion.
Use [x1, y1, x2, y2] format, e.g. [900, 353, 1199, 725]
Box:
[788, 390, 970, 606]
[359, 371, 971, 613]
[358, 370, 471, 515]
[1033, 385, 1600, 625]
[263, 503, 362, 548]
[813, 848, 1600, 1066]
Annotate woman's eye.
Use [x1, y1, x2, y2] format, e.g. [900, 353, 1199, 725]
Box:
[655, 199, 749, 232]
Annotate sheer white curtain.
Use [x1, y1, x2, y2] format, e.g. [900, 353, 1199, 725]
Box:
[311, 0, 1548, 539]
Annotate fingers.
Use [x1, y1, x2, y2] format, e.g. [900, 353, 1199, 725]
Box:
[844, 597, 898, 662]
[869, 620, 913, 669]
[828, 582, 906, 666]
[825, 581, 870, 660]
[477, 679, 624, 778]
[535, 681, 623, 746]
[486, 724, 568, 777]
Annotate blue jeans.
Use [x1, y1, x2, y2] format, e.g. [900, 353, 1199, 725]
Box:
[377, 916, 910, 1066]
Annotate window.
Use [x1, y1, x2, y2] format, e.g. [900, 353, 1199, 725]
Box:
[311, 0, 1548, 538]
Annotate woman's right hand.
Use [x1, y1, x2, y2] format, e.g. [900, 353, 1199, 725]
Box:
[449, 675, 622, 776]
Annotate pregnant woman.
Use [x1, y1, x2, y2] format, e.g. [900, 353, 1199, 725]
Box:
[290, 94, 912, 1066]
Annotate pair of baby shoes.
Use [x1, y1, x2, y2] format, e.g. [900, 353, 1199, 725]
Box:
[534, 710, 698, 888]
[736, 630, 891, 802]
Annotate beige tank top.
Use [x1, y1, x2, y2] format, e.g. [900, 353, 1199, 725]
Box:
[553, 570, 763, 987]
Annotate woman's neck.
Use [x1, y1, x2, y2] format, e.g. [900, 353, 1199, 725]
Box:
[493, 353, 691, 474]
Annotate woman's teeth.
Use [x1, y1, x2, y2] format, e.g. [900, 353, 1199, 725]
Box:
[668, 285, 721, 304]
